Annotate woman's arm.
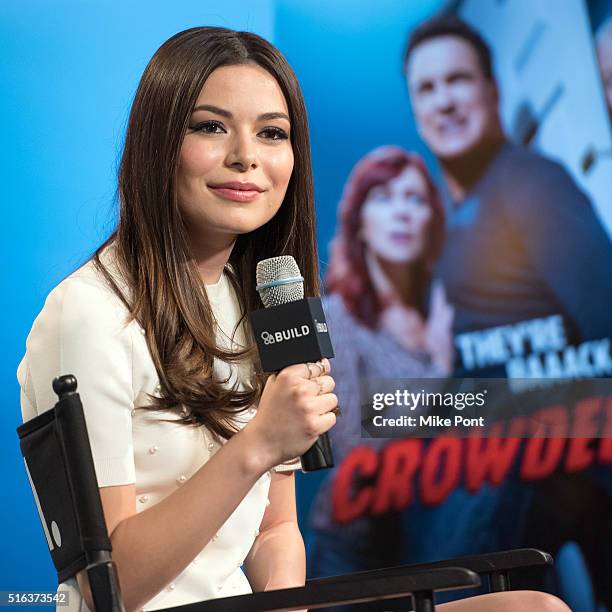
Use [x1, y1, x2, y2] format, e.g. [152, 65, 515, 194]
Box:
[243, 471, 305, 592]
[77, 424, 270, 612]
[77, 362, 336, 612]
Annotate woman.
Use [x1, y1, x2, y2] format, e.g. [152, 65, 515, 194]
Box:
[18, 30, 567, 612]
[19, 27, 336, 612]
[308, 146, 450, 581]
[326, 145, 452, 373]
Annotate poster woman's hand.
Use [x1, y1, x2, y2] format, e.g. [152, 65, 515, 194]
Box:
[424, 281, 454, 375]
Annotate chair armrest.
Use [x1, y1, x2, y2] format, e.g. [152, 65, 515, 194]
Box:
[157, 566, 480, 611]
[399, 548, 552, 574]
[309, 548, 552, 594]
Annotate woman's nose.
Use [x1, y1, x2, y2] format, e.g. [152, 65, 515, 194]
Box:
[392, 199, 415, 220]
[225, 133, 258, 171]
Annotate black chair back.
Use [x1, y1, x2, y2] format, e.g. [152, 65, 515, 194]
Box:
[17, 375, 123, 611]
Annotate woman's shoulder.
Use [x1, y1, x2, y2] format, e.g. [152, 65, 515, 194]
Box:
[323, 292, 374, 335]
[20, 251, 134, 384]
[322, 292, 376, 355]
[38, 270, 120, 333]
[18, 250, 141, 419]
[322, 292, 351, 323]
[40, 247, 130, 327]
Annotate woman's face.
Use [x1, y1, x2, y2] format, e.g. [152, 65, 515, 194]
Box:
[177, 63, 294, 248]
[359, 165, 433, 265]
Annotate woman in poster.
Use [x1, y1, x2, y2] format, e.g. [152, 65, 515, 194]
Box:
[308, 146, 453, 580]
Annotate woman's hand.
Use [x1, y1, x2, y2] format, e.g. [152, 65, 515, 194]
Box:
[424, 281, 454, 375]
[247, 358, 337, 469]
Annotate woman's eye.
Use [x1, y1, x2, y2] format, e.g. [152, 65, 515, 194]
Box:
[259, 127, 289, 140]
[369, 190, 389, 202]
[403, 193, 427, 206]
[190, 121, 226, 134]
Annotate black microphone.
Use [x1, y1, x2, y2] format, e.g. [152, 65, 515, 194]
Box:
[249, 256, 335, 472]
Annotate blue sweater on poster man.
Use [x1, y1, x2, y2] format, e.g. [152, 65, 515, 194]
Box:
[435, 140, 612, 355]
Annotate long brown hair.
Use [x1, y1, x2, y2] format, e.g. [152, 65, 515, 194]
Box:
[94, 27, 319, 439]
[325, 146, 444, 328]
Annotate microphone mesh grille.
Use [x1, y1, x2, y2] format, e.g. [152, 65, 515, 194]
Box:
[256, 256, 304, 307]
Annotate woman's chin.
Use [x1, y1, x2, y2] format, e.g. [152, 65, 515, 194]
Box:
[214, 211, 279, 236]
[378, 252, 421, 266]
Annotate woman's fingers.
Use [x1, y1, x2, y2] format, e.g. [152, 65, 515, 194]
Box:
[282, 359, 330, 383]
[319, 358, 331, 375]
[311, 405, 337, 436]
[316, 392, 338, 414]
[430, 280, 446, 314]
[445, 303, 455, 327]
[253, 361, 338, 465]
[427, 280, 454, 334]
[301, 358, 331, 380]
[317, 410, 337, 433]
[310, 358, 331, 377]
[310, 374, 335, 396]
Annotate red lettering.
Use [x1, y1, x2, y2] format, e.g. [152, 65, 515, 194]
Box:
[465, 421, 523, 492]
[420, 438, 462, 505]
[332, 446, 378, 523]
[371, 439, 422, 515]
[599, 396, 612, 463]
[521, 406, 568, 480]
[565, 396, 601, 472]
[529, 405, 569, 437]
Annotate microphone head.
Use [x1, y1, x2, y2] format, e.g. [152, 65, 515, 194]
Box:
[256, 256, 304, 307]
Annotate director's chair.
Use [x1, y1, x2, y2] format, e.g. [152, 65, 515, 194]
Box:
[17, 375, 553, 611]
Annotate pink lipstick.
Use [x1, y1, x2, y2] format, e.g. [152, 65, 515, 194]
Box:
[208, 181, 264, 202]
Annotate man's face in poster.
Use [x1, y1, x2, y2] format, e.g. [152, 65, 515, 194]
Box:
[406, 35, 500, 161]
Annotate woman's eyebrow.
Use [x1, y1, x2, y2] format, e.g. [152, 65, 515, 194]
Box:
[192, 104, 289, 122]
[258, 111, 290, 122]
[192, 104, 232, 117]
[370, 185, 390, 196]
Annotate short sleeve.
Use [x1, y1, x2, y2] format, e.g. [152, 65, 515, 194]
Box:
[19, 274, 137, 487]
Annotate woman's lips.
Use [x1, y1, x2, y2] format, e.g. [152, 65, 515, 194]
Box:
[209, 186, 262, 202]
[390, 232, 413, 243]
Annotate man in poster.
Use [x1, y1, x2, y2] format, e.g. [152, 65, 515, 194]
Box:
[402, 12, 612, 605]
[404, 14, 612, 369]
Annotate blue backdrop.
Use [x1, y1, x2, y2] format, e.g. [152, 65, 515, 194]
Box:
[2, 0, 441, 597]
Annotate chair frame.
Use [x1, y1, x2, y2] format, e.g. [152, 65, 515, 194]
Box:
[17, 375, 553, 612]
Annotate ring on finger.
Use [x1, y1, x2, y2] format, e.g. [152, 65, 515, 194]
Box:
[306, 363, 316, 379]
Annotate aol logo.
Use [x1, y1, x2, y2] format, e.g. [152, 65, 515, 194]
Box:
[261, 325, 310, 345]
